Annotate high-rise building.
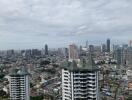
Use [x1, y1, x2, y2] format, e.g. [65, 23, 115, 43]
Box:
[58, 48, 68, 58]
[32, 49, 41, 56]
[86, 40, 89, 49]
[101, 44, 106, 52]
[9, 67, 30, 100]
[113, 45, 119, 52]
[26, 49, 32, 57]
[114, 46, 131, 66]
[69, 44, 79, 61]
[45, 44, 48, 55]
[115, 47, 124, 65]
[62, 56, 99, 100]
[107, 39, 110, 52]
[89, 45, 94, 53]
[129, 40, 132, 47]
[126, 47, 132, 66]
[7, 50, 14, 56]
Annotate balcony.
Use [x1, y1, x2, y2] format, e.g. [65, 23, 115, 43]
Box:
[88, 77, 96, 79]
[89, 88, 96, 91]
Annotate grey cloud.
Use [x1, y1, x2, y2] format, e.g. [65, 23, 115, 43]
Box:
[0, 0, 132, 49]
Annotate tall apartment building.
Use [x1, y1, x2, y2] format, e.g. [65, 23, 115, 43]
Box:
[69, 44, 79, 61]
[62, 56, 99, 100]
[9, 67, 30, 100]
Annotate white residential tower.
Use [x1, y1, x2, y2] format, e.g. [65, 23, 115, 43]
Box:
[62, 57, 99, 100]
[9, 67, 30, 100]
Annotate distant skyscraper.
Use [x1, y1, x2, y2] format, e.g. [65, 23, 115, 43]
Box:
[7, 50, 14, 56]
[113, 44, 119, 52]
[126, 47, 132, 66]
[32, 49, 41, 56]
[129, 40, 132, 47]
[62, 56, 99, 100]
[69, 44, 79, 61]
[25, 49, 32, 57]
[101, 44, 106, 52]
[45, 44, 48, 55]
[122, 44, 128, 49]
[115, 47, 124, 65]
[86, 40, 89, 49]
[58, 48, 68, 58]
[9, 67, 30, 100]
[107, 39, 110, 52]
[89, 45, 94, 53]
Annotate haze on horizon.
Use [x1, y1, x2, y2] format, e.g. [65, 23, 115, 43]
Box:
[0, 0, 132, 49]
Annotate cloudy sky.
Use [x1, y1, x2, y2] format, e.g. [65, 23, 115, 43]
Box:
[0, 0, 132, 49]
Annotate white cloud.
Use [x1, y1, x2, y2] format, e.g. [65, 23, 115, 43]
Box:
[0, 0, 132, 49]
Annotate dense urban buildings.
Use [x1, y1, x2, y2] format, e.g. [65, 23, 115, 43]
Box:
[0, 39, 131, 100]
[0, 0, 132, 100]
[9, 67, 30, 100]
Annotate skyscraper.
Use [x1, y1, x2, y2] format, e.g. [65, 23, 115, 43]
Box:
[107, 39, 110, 52]
[45, 44, 48, 55]
[89, 45, 94, 53]
[58, 48, 68, 58]
[69, 44, 79, 61]
[126, 47, 132, 66]
[9, 67, 30, 100]
[62, 56, 99, 100]
[86, 40, 89, 49]
[101, 44, 106, 52]
[115, 47, 124, 65]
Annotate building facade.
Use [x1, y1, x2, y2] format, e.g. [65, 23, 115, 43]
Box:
[9, 67, 30, 100]
[62, 57, 99, 100]
[69, 44, 79, 61]
[101, 44, 106, 53]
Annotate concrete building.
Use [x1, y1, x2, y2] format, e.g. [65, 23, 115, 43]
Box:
[69, 44, 79, 61]
[62, 56, 99, 100]
[9, 67, 30, 100]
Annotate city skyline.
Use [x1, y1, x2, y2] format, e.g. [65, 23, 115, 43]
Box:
[0, 0, 132, 49]
[0, 39, 131, 50]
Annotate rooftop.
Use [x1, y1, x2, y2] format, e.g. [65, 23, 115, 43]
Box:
[9, 67, 30, 76]
[61, 55, 99, 71]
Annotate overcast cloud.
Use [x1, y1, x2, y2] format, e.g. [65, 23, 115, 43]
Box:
[0, 0, 132, 49]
